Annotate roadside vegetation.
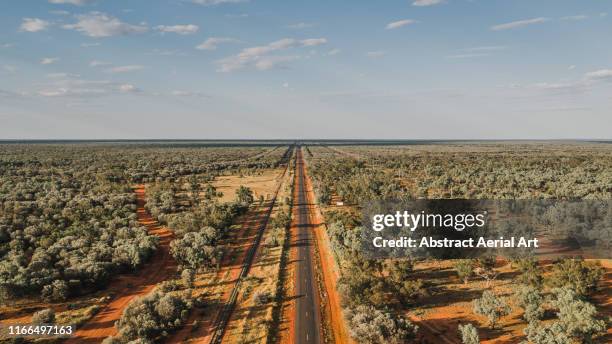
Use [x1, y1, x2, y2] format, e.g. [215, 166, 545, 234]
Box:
[0, 143, 289, 341]
[304, 143, 611, 343]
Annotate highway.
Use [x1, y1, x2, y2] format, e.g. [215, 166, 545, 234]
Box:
[293, 147, 323, 344]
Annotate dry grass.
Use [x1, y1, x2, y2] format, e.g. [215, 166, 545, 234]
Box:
[223, 167, 293, 344]
[212, 168, 285, 203]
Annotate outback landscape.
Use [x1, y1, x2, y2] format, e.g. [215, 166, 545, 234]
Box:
[0, 141, 610, 344]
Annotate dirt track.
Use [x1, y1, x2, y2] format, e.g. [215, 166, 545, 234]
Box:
[64, 186, 175, 344]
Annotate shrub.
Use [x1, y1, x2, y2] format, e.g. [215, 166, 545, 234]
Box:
[473, 291, 510, 328]
[265, 227, 284, 247]
[547, 259, 603, 297]
[236, 186, 254, 205]
[514, 285, 544, 323]
[344, 305, 418, 344]
[115, 290, 191, 342]
[551, 287, 607, 342]
[170, 231, 220, 270]
[32, 308, 55, 324]
[42, 280, 69, 302]
[458, 323, 480, 344]
[455, 259, 475, 284]
[252, 291, 270, 306]
[515, 258, 543, 287]
[181, 269, 195, 288]
[524, 321, 571, 344]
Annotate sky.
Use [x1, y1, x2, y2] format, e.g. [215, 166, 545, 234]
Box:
[1, 0, 611, 139]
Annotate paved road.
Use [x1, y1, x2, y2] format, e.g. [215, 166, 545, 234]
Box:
[294, 147, 323, 344]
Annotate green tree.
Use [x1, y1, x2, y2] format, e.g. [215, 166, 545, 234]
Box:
[181, 269, 195, 288]
[345, 305, 418, 344]
[455, 259, 475, 284]
[552, 287, 607, 342]
[514, 285, 544, 323]
[32, 308, 55, 324]
[473, 291, 511, 328]
[547, 259, 603, 297]
[235, 186, 254, 205]
[458, 323, 480, 344]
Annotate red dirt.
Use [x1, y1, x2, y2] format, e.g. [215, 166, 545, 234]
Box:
[65, 186, 176, 344]
[301, 157, 352, 344]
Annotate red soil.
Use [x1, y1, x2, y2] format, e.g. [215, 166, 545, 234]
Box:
[65, 186, 175, 344]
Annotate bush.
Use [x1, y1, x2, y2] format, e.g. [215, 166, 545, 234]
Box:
[551, 287, 607, 342]
[32, 308, 55, 324]
[547, 259, 603, 296]
[181, 269, 195, 288]
[473, 291, 510, 328]
[42, 280, 69, 302]
[252, 291, 270, 306]
[265, 227, 284, 247]
[455, 259, 475, 284]
[524, 321, 571, 344]
[170, 231, 220, 270]
[345, 305, 418, 344]
[514, 285, 544, 323]
[515, 258, 543, 287]
[115, 290, 192, 342]
[458, 323, 479, 344]
[236, 186, 254, 205]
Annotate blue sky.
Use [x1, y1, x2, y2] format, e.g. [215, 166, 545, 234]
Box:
[1, 0, 611, 139]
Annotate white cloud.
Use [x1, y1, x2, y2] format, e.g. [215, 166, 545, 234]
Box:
[89, 60, 111, 67]
[119, 84, 139, 93]
[561, 15, 588, 21]
[49, 0, 92, 5]
[106, 65, 145, 73]
[50, 10, 70, 15]
[46, 72, 79, 78]
[301, 38, 327, 46]
[327, 49, 340, 56]
[81, 42, 101, 47]
[20, 18, 50, 32]
[601, 13, 608, 18]
[1, 43, 14, 48]
[36, 78, 141, 97]
[196, 37, 238, 50]
[41, 57, 59, 65]
[216, 37, 326, 72]
[156, 24, 199, 35]
[386, 19, 417, 30]
[412, 0, 444, 7]
[491, 17, 550, 31]
[585, 69, 612, 81]
[282, 82, 289, 88]
[254, 55, 299, 70]
[568, 65, 576, 70]
[171, 90, 208, 97]
[191, 0, 249, 5]
[63, 12, 148, 37]
[366, 51, 386, 58]
[287, 22, 315, 29]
